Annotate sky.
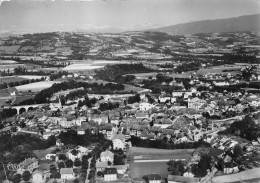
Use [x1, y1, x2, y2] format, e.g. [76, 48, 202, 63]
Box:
[0, 0, 259, 33]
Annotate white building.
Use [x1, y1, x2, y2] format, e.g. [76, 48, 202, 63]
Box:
[100, 150, 114, 163]
[32, 170, 46, 183]
[148, 174, 162, 183]
[140, 102, 154, 111]
[188, 97, 207, 110]
[104, 168, 117, 181]
[60, 168, 74, 180]
[111, 133, 125, 150]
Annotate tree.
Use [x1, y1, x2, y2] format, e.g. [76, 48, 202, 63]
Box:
[12, 173, 22, 183]
[233, 144, 243, 159]
[58, 161, 65, 169]
[97, 171, 103, 177]
[50, 164, 57, 175]
[59, 154, 67, 161]
[195, 154, 212, 177]
[156, 73, 164, 83]
[71, 149, 79, 156]
[22, 170, 31, 182]
[167, 160, 185, 175]
[114, 155, 125, 165]
[65, 159, 73, 168]
[74, 158, 82, 167]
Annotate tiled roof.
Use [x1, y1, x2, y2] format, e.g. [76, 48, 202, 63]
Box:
[104, 168, 117, 175]
[60, 168, 73, 174]
[148, 174, 161, 180]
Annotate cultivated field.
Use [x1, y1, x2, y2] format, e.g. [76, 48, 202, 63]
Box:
[128, 147, 194, 180]
[15, 81, 61, 92]
[63, 64, 104, 71]
[0, 76, 28, 83]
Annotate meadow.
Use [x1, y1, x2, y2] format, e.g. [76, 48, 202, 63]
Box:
[128, 147, 194, 179]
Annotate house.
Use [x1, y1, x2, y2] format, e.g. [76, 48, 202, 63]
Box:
[42, 131, 57, 140]
[223, 162, 239, 174]
[140, 102, 154, 111]
[104, 168, 117, 181]
[159, 95, 171, 103]
[20, 157, 38, 171]
[32, 170, 46, 183]
[100, 150, 114, 163]
[111, 133, 125, 150]
[60, 168, 74, 180]
[33, 150, 53, 160]
[38, 160, 54, 171]
[96, 161, 108, 172]
[188, 97, 207, 110]
[111, 165, 128, 174]
[167, 175, 200, 183]
[67, 149, 81, 161]
[9, 88, 18, 96]
[45, 153, 56, 161]
[56, 139, 63, 146]
[148, 174, 162, 183]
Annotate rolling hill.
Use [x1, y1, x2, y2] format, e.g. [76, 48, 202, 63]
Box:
[149, 14, 260, 35]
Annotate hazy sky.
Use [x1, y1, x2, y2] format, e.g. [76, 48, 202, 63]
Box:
[0, 0, 260, 33]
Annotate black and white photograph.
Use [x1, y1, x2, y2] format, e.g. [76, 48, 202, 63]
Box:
[0, 0, 260, 183]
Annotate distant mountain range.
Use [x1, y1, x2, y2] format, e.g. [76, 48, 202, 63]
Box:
[148, 14, 260, 35]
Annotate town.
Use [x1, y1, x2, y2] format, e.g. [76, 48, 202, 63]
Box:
[0, 29, 260, 183]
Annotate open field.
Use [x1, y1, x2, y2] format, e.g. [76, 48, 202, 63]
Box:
[123, 72, 158, 78]
[213, 168, 260, 183]
[63, 64, 104, 71]
[0, 64, 25, 72]
[17, 75, 47, 80]
[0, 88, 14, 106]
[0, 60, 18, 64]
[196, 65, 242, 75]
[0, 75, 46, 84]
[15, 81, 61, 92]
[36, 67, 61, 72]
[0, 76, 27, 83]
[128, 147, 194, 180]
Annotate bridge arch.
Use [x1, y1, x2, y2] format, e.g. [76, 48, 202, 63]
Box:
[19, 108, 26, 114]
[28, 107, 34, 111]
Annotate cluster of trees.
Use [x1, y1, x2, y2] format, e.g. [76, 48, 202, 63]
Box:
[77, 96, 98, 108]
[50, 71, 69, 81]
[127, 94, 141, 104]
[174, 62, 201, 73]
[21, 80, 124, 104]
[0, 133, 56, 177]
[129, 136, 210, 149]
[115, 75, 136, 84]
[222, 54, 258, 64]
[13, 66, 49, 76]
[167, 160, 185, 176]
[58, 129, 107, 147]
[78, 141, 112, 183]
[194, 154, 212, 177]
[141, 79, 183, 93]
[112, 149, 126, 165]
[218, 115, 260, 141]
[0, 108, 18, 122]
[99, 102, 119, 111]
[6, 170, 31, 183]
[95, 64, 153, 81]
[156, 73, 173, 83]
[0, 69, 12, 76]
